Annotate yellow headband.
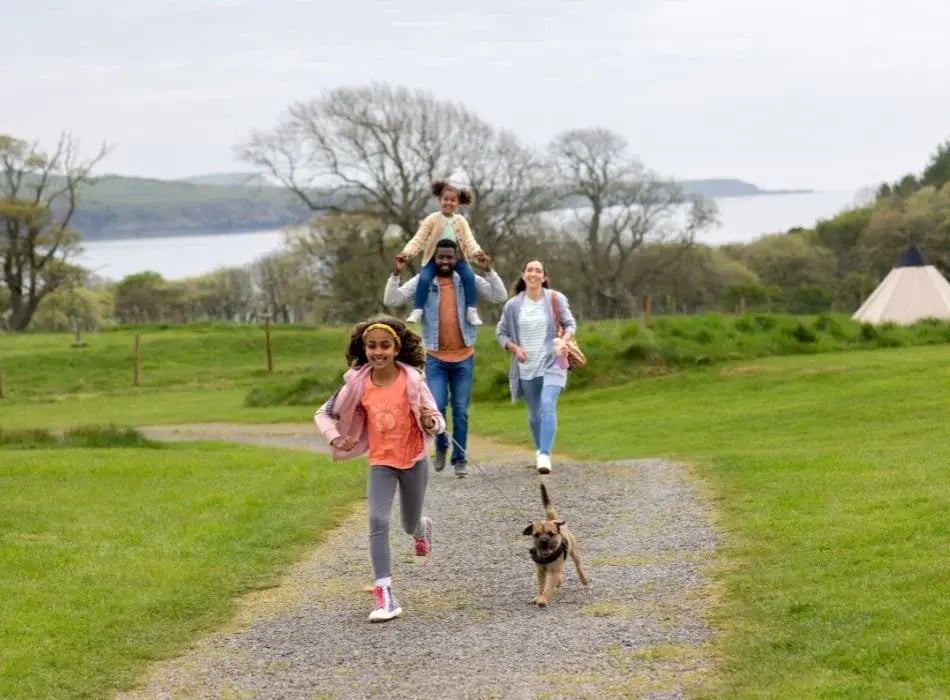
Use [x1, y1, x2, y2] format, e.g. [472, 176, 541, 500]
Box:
[362, 323, 401, 350]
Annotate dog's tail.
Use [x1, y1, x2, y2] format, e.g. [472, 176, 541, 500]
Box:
[540, 481, 558, 521]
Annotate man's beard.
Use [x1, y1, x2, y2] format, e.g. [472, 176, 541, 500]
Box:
[435, 265, 454, 277]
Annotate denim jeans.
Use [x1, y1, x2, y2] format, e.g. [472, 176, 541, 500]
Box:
[413, 259, 478, 310]
[425, 354, 474, 464]
[519, 376, 562, 455]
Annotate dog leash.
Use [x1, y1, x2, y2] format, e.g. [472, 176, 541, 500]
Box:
[449, 436, 534, 523]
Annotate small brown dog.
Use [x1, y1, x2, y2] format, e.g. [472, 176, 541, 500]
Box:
[523, 481, 589, 607]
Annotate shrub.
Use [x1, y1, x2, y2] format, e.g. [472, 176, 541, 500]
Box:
[789, 323, 818, 343]
[244, 375, 339, 407]
[0, 426, 157, 449]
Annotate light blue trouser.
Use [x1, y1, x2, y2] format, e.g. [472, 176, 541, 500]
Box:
[367, 458, 429, 579]
[519, 377, 562, 456]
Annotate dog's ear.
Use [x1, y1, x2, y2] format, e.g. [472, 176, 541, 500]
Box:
[522, 524, 534, 536]
[554, 520, 565, 530]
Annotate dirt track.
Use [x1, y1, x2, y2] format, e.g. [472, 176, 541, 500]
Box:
[122, 424, 718, 699]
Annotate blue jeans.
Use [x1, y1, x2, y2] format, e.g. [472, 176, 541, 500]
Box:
[425, 354, 474, 465]
[519, 377, 562, 455]
[414, 259, 477, 310]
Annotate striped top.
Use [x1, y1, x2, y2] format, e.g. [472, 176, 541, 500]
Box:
[517, 295, 548, 379]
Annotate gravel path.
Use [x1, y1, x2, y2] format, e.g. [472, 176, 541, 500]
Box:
[125, 425, 718, 699]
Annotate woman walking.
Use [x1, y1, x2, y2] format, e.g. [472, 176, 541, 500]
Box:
[495, 260, 577, 474]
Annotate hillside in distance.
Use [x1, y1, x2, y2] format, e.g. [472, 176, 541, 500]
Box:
[71, 174, 310, 240]
[70, 173, 811, 240]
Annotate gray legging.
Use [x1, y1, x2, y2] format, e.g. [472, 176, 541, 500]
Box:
[368, 457, 430, 579]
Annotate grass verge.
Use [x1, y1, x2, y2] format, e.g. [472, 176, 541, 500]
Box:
[474, 345, 949, 697]
[0, 440, 364, 699]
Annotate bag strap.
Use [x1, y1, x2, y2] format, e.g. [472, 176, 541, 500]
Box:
[549, 291, 564, 337]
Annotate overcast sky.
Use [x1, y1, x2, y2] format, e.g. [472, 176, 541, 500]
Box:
[4, 0, 949, 191]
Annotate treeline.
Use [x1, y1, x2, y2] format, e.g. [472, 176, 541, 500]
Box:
[2, 86, 948, 331]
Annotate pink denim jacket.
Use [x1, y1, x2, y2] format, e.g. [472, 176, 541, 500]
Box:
[314, 362, 445, 461]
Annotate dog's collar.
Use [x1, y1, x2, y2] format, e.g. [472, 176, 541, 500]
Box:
[530, 540, 568, 565]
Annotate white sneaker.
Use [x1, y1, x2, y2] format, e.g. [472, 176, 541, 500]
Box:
[536, 453, 552, 474]
[368, 584, 403, 622]
[406, 309, 423, 324]
[466, 307, 484, 326]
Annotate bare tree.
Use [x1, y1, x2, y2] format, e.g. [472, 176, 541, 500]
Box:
[547, 128, 716, 318]
[238, 83, 550, 280]
[451, 116, 552, 274]
[239, 84, 463, 237]
[0, 133, 109, 330]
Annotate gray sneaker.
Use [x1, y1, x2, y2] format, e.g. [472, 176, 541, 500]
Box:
[453, 461, 469, 478]
[433, 451, 447, 472]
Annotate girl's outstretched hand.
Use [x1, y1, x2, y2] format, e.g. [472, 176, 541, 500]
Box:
[420, 407, 439, 431]
[331, 435, 357, 451]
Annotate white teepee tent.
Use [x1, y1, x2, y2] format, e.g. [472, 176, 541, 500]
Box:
[852, 245, 950, 324]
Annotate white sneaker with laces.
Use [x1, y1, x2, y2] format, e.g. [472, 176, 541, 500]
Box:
[368, 584, 403, 622]
[465, 307, 484, 326]
[406, 309, 423, 324]
[536, 453, 552, 475]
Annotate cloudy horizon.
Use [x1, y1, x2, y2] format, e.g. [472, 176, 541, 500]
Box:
[4, 0, 949, 192]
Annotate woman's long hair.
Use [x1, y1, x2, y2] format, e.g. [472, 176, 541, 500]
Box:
[513, 260, 551, 294]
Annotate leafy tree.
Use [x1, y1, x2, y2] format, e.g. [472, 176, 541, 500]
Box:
[861, 185, 950, 278]
[0, 134, 108, 330]
[31, 286, 114, 332]
[920, 138, 950, 189]
[623, 243, 757, 313]
[281, 214, 397, 322]
[113, 271, 176, 323]
[723, 233, 836, 311]
[813, 207, 873, 279]
[185, 267, 257, 322]
[789, 283, 833, 314]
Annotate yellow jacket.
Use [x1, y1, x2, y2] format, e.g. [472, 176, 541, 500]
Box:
[400, 212, 483, 265]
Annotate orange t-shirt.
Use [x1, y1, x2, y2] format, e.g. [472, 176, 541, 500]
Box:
[428, 276, 476, 363]
[361, 371, 424, 469]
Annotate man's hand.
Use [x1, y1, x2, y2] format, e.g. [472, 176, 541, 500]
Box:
[393, 254, 408, 275]
[473, 251, 492, 271]
[331, 435, 357, 451]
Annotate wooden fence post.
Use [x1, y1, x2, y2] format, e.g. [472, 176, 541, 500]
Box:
[738, 296, 747, 314]
[264, 315, 274, 373]
[0, 355, 6, 399]
[133, 334, 141, 387]
[642, 294, 653, 326]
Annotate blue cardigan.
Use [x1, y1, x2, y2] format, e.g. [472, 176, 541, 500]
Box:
[495, 289, 577, 403]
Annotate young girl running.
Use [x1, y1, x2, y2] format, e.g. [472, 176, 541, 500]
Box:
[395, 173, 489, 326]
[315, 316, 445, 622]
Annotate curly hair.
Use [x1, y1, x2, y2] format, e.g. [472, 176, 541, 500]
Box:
[431, 179, 473, 206]
[345, 314, 426, 370]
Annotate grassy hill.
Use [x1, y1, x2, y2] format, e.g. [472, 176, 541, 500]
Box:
[67, 173, 810, 241]
[71, 174, 310, 240]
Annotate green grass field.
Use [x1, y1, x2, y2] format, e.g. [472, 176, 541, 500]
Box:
[1, 320, 948, 697]
[0, 433, 364, 699]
